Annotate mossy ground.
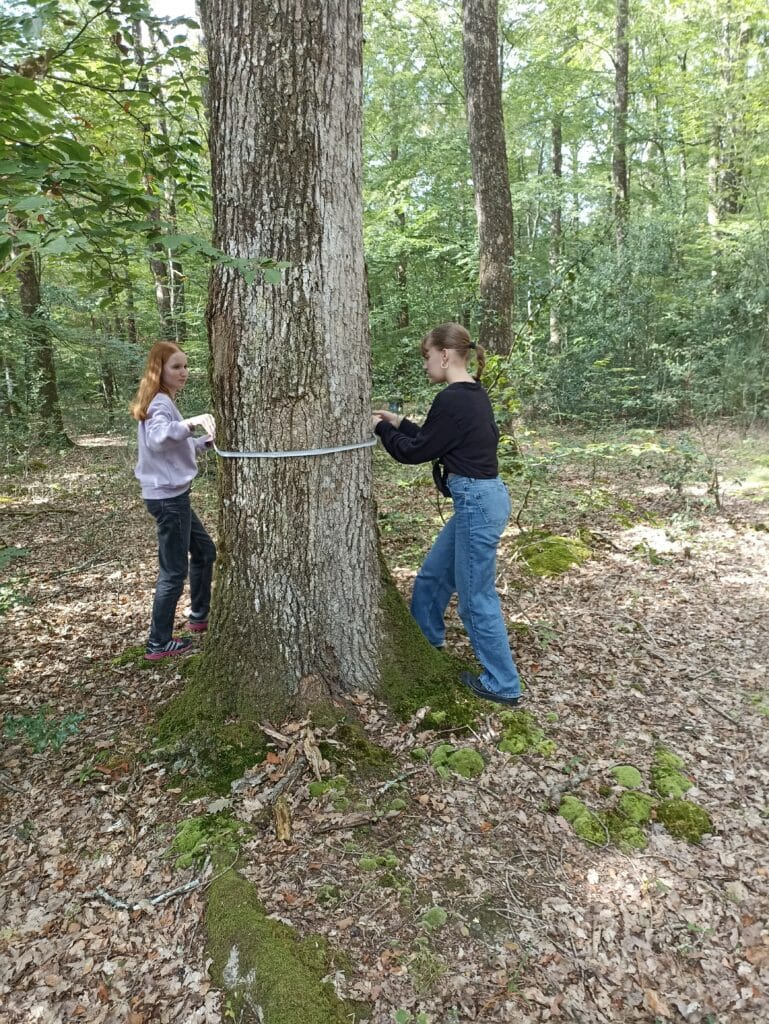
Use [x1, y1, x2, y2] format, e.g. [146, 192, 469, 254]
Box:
[559, 753, 713, 850]
[207, 862, 369, 1024]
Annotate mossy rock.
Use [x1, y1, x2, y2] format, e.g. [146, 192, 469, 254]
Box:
[497, 709, 555, 757]
[207, 863, 368, 1024]
[617, 791, 656, 824]
[657, 798, 713, 844]
[651, 747, 692, 798]
[512, 530, 591, 577]
[612, 765, 643, 789]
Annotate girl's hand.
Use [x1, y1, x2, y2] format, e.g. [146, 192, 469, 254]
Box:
[372, 409, 402, 428]
[184, 414, 216, 436]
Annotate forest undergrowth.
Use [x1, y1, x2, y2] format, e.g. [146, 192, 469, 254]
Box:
[1, 424, 768, 1024]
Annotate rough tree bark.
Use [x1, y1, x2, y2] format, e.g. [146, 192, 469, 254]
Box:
[201, 0, 381, 720]
[461, 0, 515, 356]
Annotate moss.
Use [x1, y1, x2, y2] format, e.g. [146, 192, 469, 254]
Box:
[387, 797, 408, 811]
[657, 799, 713, 843]
[359, 856, 379, 872]
[497, 710, 555, 757]
[410, 747, 428, 762]
[430, 743, 455, 767]
[207, 863, 368, 1024]
[446, 749, 485, 779]
[651, 747, 693, 798]
[572, 811, 607, 846]
[308, 776, 347, 799]
[558, 796, 607, 846]
[171, 813, 247, 869]
[111, 645, 155, 669]
[420, 906, 448, 930]
[612, 765, 643, 789]
[377, 551, 477, 729]
[613, 824, 648, 851]
[512, 530, 591, 577]
[559, 795, 587, 824]
[617, 791, 656, 824]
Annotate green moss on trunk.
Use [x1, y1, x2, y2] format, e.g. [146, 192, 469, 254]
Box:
[207, 863, 368, 1024]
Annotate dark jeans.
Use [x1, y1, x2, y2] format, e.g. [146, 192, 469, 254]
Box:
[144, 490, 216, 647]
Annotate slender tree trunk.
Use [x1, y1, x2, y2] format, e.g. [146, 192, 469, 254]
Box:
[132, 18, 174, 338]
[549, 113, 563, 354]
[15, 249, 69, 446]
[612, 0, 629, 246]
[461, 0, 515, 355]
[202, 0, 380, 718]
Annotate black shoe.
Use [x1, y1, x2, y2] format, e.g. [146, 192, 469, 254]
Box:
[460, 671, 521, 707]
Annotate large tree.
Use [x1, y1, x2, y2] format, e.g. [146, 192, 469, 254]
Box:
[461, 0, 515, 355]
[200, 0, 382, 720]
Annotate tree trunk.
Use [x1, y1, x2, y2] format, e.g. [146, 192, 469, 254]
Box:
[15, 248, 69, 446]
[202, 0, 380, 720]
[461, 0, 515, 356]
[132, 18, 174, 339]
[549, 113, 563, 354]
[612, 0, 630, 246]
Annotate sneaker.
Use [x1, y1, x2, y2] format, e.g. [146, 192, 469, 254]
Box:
[144, 637, 194, 661]
[187, 618, 208, 633]
[460, 671, 521, 707]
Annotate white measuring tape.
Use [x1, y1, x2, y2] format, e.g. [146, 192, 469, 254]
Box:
[214, 437, 377, 459]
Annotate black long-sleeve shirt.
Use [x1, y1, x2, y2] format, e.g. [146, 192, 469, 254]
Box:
[375, 382, 499, 478]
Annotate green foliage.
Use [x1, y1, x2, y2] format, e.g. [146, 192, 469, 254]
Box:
[3, 706, 84, 753]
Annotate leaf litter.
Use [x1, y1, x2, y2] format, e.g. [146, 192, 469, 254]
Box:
[1, 428, 768, 1023]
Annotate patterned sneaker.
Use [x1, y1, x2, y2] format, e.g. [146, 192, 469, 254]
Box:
[187, 618, 208, 633]
[144, 637, 194, 661]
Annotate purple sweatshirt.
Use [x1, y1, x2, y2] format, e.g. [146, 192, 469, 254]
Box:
[135, 393, 212, 499]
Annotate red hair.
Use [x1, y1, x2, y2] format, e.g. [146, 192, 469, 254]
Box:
[130, 341, 182, 421]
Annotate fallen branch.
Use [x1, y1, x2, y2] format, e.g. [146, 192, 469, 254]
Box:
[699, 696, 741, 727]
[90, 875, 205, 912]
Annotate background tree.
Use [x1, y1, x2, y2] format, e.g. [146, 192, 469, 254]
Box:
[462, 0, 515, 355]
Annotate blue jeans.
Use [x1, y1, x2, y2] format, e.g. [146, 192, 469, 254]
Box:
[144, 490, 216, 647]
[410, 475, 520, 698]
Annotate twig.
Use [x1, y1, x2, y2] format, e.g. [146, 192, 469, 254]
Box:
[376, 767, 422, 793]
[316, 812, 382, 834]
[699, 696, 741, 727]
[41, 553, 116, 580]
[0, 773, 22, 793]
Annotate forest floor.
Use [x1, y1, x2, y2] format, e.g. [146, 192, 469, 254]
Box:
[1, 422, 768, 1024]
